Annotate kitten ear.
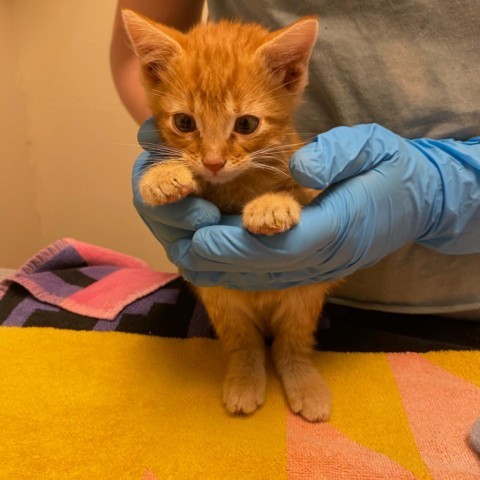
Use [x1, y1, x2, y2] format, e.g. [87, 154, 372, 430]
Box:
[257, 17, 318, 93]
[122, 9, 183, 79]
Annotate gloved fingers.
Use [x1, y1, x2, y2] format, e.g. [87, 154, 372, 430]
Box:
[169, 205, 340, 272]
[168, 232, 275, 273]
[137, 116, 162, 152]
[141, 217, 195, 248]
[169, 170, 404, 280]
[135, 196, 221, 232]
[174, 225, 360, 287]
[290, 123, 404, 189]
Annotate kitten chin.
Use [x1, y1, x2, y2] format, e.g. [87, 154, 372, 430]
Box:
[124, 10, 339, 422]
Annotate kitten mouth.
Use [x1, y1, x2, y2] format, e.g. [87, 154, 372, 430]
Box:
[202, 169, 241, 184]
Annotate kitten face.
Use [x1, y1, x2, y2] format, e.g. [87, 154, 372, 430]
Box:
[123, 12, 318, 184]
[150, 52, 288, 184]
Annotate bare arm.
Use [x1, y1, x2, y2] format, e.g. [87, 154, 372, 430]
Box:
[110, 0, 205, 124]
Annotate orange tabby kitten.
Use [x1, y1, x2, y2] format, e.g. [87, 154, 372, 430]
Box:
[123, 10, 337, 422]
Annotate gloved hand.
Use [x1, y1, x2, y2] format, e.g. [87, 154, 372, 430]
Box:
[163, 123, 480, 290]
[132, 117, 221, 257]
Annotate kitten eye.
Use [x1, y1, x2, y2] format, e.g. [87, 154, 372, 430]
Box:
[173, 113, 196, 133]
[234, 115, 260, 135]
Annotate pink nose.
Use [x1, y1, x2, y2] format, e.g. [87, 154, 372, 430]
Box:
[202, 158, 226, 173]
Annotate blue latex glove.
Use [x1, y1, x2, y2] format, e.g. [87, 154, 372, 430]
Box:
[132, 117, 221, 257]
[133, 119, 480, 290]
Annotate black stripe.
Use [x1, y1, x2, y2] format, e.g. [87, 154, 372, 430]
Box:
[116, 278, 200, 338]
[52, 269, 97, 288]
[316, 304, 480, 352]
[0, 284, 29, 323]
[23, 308, 98, 330]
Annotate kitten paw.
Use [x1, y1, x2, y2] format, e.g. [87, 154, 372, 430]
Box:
[223, 372, 266, 415]
[282, 369, 331, 422]
[287, 383, 331, 422]
[243, 193, 301, 235]
[139, 163, 198, 206]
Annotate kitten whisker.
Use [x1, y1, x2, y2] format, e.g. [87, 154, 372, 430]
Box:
[248, 141, 308, 157]
[247, 163, 290, 178]
[284, 132, 320, 136]
[140, 152, 183, 159]
[115, 142, 183, 154]
[145, 157, 185, 163]
[246, 151, 290, 166]
[135, 143, 183, 153]
[249, 154, 288, 163]
[143, 147, 183, 154]
[136, 157, 187, 173]
[253, 144, 306, 153]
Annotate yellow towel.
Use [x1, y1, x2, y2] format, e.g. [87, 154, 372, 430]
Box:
[0, 327, 478, 479]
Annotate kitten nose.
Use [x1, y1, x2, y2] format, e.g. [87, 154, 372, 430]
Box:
[202, 154, 226, 173]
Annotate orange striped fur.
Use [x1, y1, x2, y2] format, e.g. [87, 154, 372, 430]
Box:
[123, 10, 338, 421]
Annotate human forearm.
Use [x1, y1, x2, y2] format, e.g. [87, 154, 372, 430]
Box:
[110, 0, 204, 124]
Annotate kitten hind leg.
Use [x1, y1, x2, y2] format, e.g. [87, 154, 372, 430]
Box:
[196, 287, 267, 415]
[222, 337, 266, 415]
[273, 338, 331, 422]
[271, 286, 332, 422]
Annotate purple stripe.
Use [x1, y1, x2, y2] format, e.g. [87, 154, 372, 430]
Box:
[20, 272, 83, 299]
[124, 288, 180, 313]
[3, 297, 59, 327]
[35, 245, 86, 272]
[93, 318, 121, 332]
[79, 266, 121, 280]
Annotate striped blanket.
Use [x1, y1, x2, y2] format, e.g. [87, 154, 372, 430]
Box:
[0, 238, 178, 321]
[0, 238, 213, 338]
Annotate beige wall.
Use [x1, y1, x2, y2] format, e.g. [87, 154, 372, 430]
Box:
[0, 0, 175, 271]
[0, 1, 41, 267]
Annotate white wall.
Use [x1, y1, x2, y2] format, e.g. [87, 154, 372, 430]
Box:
[0, 0, 175, 271]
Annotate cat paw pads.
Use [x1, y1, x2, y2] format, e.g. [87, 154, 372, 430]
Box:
[288, 388, 332, 422]
[223, 374, 266, 415]
[280, 369, 332, 422]
[139, 164, 197, 206]
[242, 194, 301, 235]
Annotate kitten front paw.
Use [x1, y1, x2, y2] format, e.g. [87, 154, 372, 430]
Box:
[223, 371, 266, 415]
[243, 193, 301, 235]
[139, 162, 198, 206]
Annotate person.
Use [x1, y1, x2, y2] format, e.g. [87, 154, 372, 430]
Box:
[111, 0, 480, 320]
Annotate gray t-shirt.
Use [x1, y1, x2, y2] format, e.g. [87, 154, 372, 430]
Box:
[207, 0, 480, 317]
